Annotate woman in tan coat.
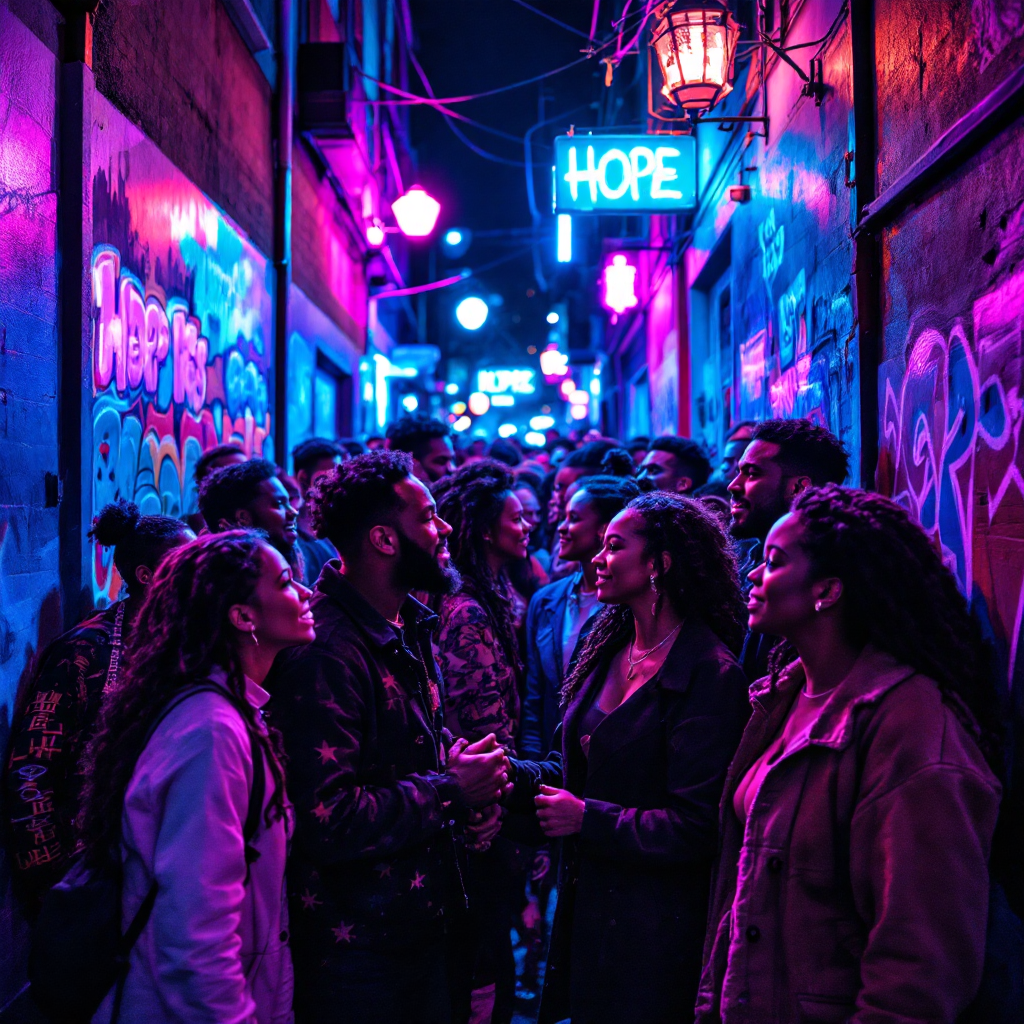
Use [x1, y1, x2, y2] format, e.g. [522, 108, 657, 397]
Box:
[696, 485, 1005, 1024]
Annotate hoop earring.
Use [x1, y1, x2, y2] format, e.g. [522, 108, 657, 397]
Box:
[249, 627, 259, 647]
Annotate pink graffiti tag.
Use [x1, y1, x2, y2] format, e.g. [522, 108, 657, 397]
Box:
[92, 247, 206, 409]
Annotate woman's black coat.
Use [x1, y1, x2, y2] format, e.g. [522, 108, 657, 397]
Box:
[513, 619, 749, 1024]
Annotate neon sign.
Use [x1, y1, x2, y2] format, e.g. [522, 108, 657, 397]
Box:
[554, 134, 696, 213]
[602, 254, 639, 315]
[477, 368, 536, 395]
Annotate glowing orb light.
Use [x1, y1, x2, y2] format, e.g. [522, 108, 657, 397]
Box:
[366, 224, 385, 247]
[468, 391, 491, 416]
[456, 296, 489, 331]
[392, 185, 441, 238]
[524, 431, 547, 447]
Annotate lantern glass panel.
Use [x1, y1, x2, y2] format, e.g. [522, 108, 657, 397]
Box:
[653, 3, 738, 111]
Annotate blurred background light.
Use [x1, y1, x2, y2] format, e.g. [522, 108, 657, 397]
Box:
[455, 296, 489, 330]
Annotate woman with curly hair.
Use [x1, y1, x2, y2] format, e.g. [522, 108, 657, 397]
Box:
[77, 530, 315, 1023]
[695, 485, 1005, 1024]
[511, 492, 749, 1024]
[433, 459, 529, 1024]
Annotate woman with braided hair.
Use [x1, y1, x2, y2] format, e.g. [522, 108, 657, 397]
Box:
[696, 484, 1005, 1024]
[508, 492, 749, 1024]
[77, 530, 315, 1023]
[434, 459, 529, 1024]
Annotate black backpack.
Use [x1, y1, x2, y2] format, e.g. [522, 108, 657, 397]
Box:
[28, 683, 266, 1024]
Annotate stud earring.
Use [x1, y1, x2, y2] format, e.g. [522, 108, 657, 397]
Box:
[814, 601, 823, 612]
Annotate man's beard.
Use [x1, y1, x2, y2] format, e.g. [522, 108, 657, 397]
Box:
[395, 528, 461, 595]
[730, 495, 789, 541]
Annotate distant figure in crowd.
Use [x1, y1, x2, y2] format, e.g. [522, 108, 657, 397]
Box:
[488, 438, 522, 468]
[386, 414, 456, 484]
[702, 421, 756, 496]
[365, 435, 385, 450]
[267, 451, 507, 1024]
[4, 501, 193, 915]
[637, 436, 712, 495]
[696, 485, 1004, 1024]
[78, 530, 316, 1023]
[520, 475, 640, 759]
[185, 442, 246, 532]
[728, 418, 848, 681]
[508, 477, 551, 604]
[291, 437, 346, 585]
[512, 493, 749, 1024]
[434, 460, 530, 1024]
[547, 441, 631, 531]
[626, 435, 650, 467]
[199, 457, 304, 579]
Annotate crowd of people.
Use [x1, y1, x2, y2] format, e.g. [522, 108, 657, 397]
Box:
[4, 413, 1020, 1024]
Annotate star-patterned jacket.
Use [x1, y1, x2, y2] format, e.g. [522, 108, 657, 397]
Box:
[4, 604, 120, 914]
[267, 564, 468, 955]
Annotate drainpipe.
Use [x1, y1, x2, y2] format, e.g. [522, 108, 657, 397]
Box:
[273, 0, 294, 466]
[849, 0, 880, 489]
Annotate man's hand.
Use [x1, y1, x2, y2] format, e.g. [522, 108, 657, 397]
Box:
[535, 784, 585, 837]
[465, 803, 503, 852]
[447, 732, 507, 808]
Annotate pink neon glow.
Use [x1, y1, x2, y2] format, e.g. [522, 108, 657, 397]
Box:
[391, 185, 441, 238]
[539, 345, 569, 378]
[603, 254, 639, 315]
[559, 378, 577, 399]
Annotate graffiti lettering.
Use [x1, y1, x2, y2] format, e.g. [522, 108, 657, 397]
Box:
[778, 269, 806, 368]
[881, 267, 1024, 682]
[758, 209, 785, 291]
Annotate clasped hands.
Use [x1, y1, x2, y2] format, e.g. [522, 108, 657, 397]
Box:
[447, 733, 513, 852]
[534, 784, 585, 838]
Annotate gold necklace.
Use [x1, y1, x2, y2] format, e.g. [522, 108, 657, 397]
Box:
[626, 623, 682, 680]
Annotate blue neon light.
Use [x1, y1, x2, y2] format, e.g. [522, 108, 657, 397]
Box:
[554, 134, 697, 213]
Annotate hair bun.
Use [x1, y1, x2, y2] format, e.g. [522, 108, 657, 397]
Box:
[90, 499, 142, 547]
[600, 447, 634, 478]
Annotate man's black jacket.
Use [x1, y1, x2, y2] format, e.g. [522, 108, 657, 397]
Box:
[268, 564, 468, 954]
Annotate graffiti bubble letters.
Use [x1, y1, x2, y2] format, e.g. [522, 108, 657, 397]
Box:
[93, 247, 210, 413]
[758, 209, 785, 291]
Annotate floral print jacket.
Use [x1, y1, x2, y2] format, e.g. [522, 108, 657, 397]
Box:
[437, 591, 522, 754]
[4, 604, 120, 913]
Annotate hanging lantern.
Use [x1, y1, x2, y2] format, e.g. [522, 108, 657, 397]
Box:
[650, 0, 740, 111]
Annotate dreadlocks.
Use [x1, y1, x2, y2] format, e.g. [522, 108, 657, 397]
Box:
[433, 459, 523, 676]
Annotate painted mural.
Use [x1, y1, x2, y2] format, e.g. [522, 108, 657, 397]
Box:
[90, 93, 273, 606]
[880, 266, 1024, 686]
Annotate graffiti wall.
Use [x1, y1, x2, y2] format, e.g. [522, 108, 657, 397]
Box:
[877, 37, 1024, 696]
[90, 92, 274, 605]
[686, 1, 859, 476]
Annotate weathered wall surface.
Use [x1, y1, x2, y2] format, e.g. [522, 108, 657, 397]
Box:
[92, 0, 275, 256]
[89, 92, 275, 606]
[688, 1, 861, 479]
[0, 0, 62, 1008]
[876, 0, 1024, 694]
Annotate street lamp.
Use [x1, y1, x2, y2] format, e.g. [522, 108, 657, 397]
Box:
[391, 185, 441, 238]
[650, 0, 740, 111]
[455, 296, 489, 331]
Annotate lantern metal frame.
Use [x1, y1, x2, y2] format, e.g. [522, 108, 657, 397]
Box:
[648, 0, 740, 116]
[646, 0, 829, 139]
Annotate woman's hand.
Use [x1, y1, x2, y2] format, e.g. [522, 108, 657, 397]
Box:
[534, 784, 585, 837]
